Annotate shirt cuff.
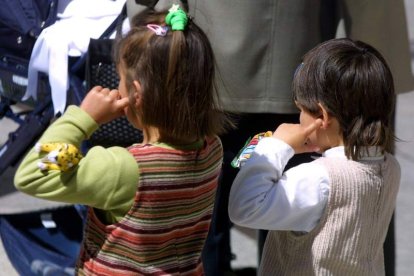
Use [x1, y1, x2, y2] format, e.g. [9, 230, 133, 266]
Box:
[255, 137, 295, 159]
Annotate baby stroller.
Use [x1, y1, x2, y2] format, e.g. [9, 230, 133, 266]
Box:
[0, 0, 58, 176]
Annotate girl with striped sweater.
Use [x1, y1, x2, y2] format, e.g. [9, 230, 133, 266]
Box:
[15, 5, 231, 275]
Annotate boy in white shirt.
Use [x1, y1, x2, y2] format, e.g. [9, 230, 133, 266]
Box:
[229, 38, 400, 275]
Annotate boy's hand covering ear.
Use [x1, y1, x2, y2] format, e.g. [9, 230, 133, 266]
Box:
[273, 119, 323, 154]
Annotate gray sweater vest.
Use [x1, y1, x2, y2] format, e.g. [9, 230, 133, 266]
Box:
[259, 153, 400, 276]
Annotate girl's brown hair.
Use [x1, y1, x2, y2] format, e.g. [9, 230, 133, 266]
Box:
[293, 38, 396, 160]
[114, 9, 231, 143]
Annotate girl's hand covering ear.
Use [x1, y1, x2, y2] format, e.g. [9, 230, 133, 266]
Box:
[80, 86, 130, 125]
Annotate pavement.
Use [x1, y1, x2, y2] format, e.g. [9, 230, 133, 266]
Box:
[1, 1, 414, 275]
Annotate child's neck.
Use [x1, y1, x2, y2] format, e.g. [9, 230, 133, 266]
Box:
[319, 118, 344, 152]
[142, 127, 199, 145]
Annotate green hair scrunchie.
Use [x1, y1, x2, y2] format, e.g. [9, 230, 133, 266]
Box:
[165, 4, 188, 31]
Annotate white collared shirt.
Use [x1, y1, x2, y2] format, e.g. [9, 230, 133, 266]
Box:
[228, 137, 383, 232]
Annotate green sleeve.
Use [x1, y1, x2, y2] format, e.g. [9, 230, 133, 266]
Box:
[14, 105, 139, 223]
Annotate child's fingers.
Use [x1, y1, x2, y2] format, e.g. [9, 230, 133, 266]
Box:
[108, 89, 120, 98]
[116, 97, 130, 109]
[96, 88, 122, 102]
[303, 119, 323, 136]
[89, 86, 110, 96]
[90, 86, 103, 93]
[99, 88, 111, 95]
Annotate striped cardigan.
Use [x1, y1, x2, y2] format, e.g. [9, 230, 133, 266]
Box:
[77, 136, 223, 275]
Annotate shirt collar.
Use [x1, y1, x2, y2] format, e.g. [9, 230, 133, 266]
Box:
[323, 146, 347, 158]
[322, 146, 384, 161]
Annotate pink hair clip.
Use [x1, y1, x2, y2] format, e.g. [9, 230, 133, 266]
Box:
[147, 24, 168, 36]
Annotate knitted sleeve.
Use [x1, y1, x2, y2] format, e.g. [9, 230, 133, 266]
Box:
[14, 106, 139, 223]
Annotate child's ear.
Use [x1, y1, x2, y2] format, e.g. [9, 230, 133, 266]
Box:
[132, 80, 142, 108]
[317, 103, 331, 129]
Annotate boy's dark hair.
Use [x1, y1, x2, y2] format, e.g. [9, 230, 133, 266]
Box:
[114, 9, 231, 142]
[293, 38, 396, 160]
